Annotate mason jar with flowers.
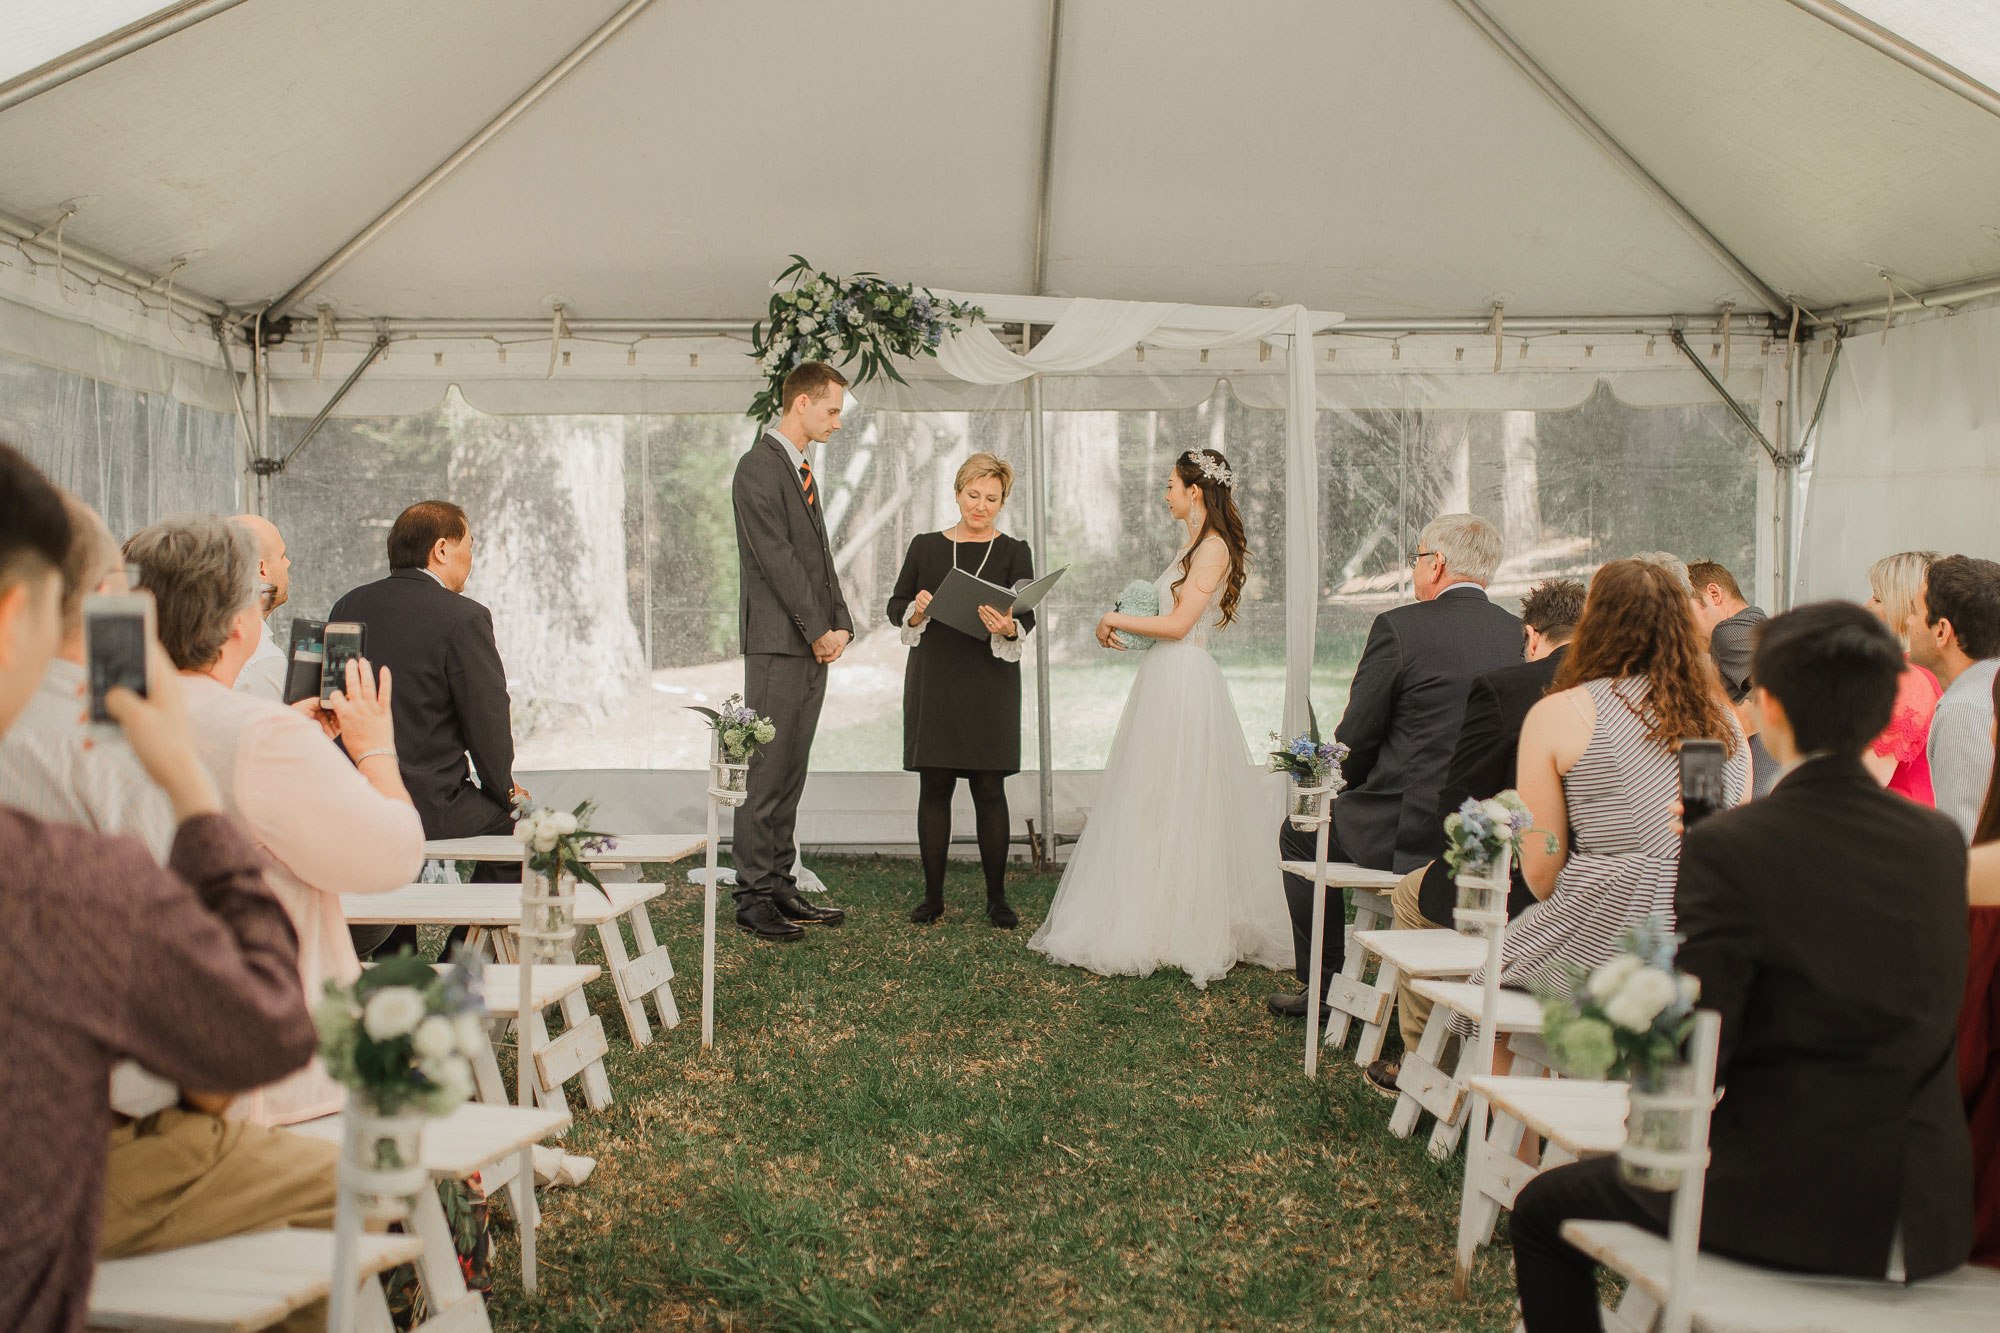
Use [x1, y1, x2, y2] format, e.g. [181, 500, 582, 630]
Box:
[1267, 721, 1349, 828]
[690, 695, 776, 800]
[1441, 791, 1545, 929]
[512, 797, 616, 963]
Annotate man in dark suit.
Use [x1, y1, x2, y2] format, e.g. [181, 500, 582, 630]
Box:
[1509, 601, 1975, 1331]
[1362, 577, 1586, 1095]
[730, 362, 854, 942]
[329, 500, 520, 955]
[1269, 513, 1522, 1019]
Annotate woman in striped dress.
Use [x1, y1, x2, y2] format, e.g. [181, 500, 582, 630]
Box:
[1462, 559, 1749, 1016]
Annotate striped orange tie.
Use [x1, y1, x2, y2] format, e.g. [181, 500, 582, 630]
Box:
[799, 460, 817, 510]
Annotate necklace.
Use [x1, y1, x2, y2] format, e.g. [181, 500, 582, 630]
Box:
[949, 523, 996, 581]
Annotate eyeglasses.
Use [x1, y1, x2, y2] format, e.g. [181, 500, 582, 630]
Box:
[1411, 549, 1439, 567]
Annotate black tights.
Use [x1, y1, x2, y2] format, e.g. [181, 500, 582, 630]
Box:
[917, 769, 1011, 900]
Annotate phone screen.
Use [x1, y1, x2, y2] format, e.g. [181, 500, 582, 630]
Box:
[1679, 739, 1728, 830]
[321, 623, 365, 701]
[86, 611, 148, 723]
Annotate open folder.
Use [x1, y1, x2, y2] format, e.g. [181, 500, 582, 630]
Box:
[926, 564, 1070, 640]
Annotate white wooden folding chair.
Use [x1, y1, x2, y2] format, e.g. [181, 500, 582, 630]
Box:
[699, 737, 749, 1049]
[88, 1228, 424, 1332]
[1280, 855, 1401, 1074]
[1562, 1009, 2000, 1333]
[1344, 926, 1487, 1068]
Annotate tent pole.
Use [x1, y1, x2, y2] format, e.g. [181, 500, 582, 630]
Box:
[1028, 374, 1056, 870]
[1031, 0, 1066, 294]
[1668, 331, 1780, 464]
[1778, 344, 1806, 612]
[1780, 0, 2000, 123]
[266, 0, 663, 318]
[252, 315, 271, 516]
[260, 334, 392, 475]
[0, 0, 253, 116]
[1445, 0, 1789, 316]
[1822, 270, 2000, 325]
[0, 208, 228, 318]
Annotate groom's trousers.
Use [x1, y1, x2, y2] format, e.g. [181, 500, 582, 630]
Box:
[735, 652, 826, 904]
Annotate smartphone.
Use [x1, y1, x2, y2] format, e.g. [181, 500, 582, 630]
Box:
[320, 621, 366, 702]
[283, 618, 326, 705]
[83, 593, 153, 726]
[1679, 739, 1729, 830]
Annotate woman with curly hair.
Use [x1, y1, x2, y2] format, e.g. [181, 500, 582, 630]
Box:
[1459, 559, 1749, 1016]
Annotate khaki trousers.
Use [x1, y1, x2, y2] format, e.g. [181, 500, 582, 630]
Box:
[102, 1108, 341, 1333]
[1391, 864, 1449, 1056]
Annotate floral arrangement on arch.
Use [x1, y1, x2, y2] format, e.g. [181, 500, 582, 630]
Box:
[1538, 916, 1701, 1082]
[1442, 791, 1547, 878]
[512, 797, 617, 891]
[316, 950, 486, 1117]
[747, 255, 984, 424]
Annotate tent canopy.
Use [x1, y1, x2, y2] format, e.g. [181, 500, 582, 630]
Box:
[2, 0, 1998, 333]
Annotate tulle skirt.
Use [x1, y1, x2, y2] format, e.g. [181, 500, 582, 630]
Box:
[1027, 638, 1293, 988]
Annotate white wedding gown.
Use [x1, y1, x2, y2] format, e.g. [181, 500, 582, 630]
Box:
[1028, 538, 1293, 988]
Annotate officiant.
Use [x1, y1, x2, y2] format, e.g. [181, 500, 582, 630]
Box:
[888, 452, 1036, 930]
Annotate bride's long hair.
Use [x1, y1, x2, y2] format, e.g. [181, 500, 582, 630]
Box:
[1172, 449, 1249, 627]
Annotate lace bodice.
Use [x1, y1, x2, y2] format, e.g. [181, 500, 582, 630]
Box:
[1155, 535, 1227, 649]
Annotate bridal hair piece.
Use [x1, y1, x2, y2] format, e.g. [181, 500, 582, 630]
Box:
[1170, 450, 1249, 627]
[1192, 450, 1235, 489]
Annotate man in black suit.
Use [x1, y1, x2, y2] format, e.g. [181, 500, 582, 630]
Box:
[1269, 513, 1522, 1019]
[1363, 577, 1587, 1095]
[730, 362, 854, 942]
[329, 500, 520, 956]
[1509, 601, 1974, 1331]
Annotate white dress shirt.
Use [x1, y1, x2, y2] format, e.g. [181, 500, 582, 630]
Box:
[234, 616, 288, 701]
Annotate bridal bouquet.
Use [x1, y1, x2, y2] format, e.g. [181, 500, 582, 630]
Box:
[1111, 579, 1158, 651]
[316, 950, 486, 1118]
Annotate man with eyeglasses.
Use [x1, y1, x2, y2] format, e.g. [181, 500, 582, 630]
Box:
[1268, 512, 1523, 1021]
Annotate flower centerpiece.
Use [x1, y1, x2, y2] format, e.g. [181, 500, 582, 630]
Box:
[1111, 580, 1158, 651]
[1267, 716, 1349, 826]
[1441, 791, 1547, 927]
[315, 951, 486, 1217]
[1537, 916, 1703, 1189]
[512, 798, 617, 962]
[747, 256, 984, 424]
[690, 695, 776, 797]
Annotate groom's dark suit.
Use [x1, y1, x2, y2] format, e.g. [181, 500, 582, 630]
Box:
[732, 430, 853, 914]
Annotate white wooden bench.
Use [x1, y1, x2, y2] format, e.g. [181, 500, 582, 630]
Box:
[347, 881, 679, 1049]
[87, 1227, 423, 1332]
[1279, 858, 1400, 1069]
[1389, 979, 1547, 1155]
[1343, 927, 1487, 1067]
[472, 962, 611, 1115]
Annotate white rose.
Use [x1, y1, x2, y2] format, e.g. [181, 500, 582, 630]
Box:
[533, 827, 559, 852]
[454, 1012, 488, 1057]
[1676, 973, 1701, 1007]
[510, 821, 534, 844]
[361, 986, 427, 1041]
[439, 1056, 475, 1104]
[1586, 954, 1644, 1003]
[412, 1015, 457, 1060]
[798, 315, 818, 333]
[553, 811, 578, 835]
[1478, 797, 1513, 828]
[1603, 966, 1680, 1032]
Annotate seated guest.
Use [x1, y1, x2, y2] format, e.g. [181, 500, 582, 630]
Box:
[228, 514, 291, 702]
[1863, 549, 1944, 803]
[1267, 513, 1521, 1019]
[126, 515, 424, 1126]
[1686, 557, 1776, 794]
[331, 500, 524, 957]
[1510, 601, 1973, 1329]
[0, 444, 318, 1333]
[1364, 576, 1586, 1097]
[1908, 554, 2000, 840]
[1466, 560, 1747, 1032]
[1960, 672, 2000, 1269]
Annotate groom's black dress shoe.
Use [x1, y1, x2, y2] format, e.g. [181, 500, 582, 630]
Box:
[774, 890, 845, 925]
[1264, 990, 1332, 1021]
[736, 898, 806, 942]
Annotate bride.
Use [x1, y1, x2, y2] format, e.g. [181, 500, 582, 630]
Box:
[1028, 449, 1292, 988]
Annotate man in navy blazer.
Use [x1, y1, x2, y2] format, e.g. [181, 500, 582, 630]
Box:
[1269, 513, 1522, 1019]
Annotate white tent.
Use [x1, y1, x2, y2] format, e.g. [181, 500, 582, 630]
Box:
[3, 0, 1998, 843]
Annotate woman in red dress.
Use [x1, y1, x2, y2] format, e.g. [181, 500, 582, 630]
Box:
[1864, 550, 1944, 803]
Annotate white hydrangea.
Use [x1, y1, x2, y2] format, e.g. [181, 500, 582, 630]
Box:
[1586, 954, 1643, 1003]
[361, 986, 426, 1041]
[1603, 966, 1680, 1032]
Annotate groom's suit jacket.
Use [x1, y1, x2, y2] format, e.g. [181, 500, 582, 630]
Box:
[1331, 583, 1522, 872]
[733, 431, 853, 656]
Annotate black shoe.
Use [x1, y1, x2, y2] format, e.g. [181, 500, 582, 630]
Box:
[735, 898, 806, 942]
[986, 895, 1018, 930]
[1364, 1059, 1402, 1099]
[1264, 990, 1332, 1021]
[773, 891, 845, 925]
[910, 896, 944, 924]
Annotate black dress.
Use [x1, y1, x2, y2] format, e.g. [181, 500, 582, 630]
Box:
[887, 531, 1035, 774]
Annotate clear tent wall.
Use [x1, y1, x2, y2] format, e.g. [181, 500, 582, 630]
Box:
[0, 324, 1782, 857]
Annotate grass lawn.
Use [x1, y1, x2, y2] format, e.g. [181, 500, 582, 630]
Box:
[481, 855, 1523, 1332]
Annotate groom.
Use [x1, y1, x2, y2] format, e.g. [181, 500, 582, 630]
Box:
[730, 361, 855, 941]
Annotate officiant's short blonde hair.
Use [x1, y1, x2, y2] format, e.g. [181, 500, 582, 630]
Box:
[954, 453, 1014, 503]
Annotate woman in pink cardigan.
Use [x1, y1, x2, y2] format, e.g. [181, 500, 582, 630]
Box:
[1864, 550, 1944, 805]
[125, 516, 425, 1126]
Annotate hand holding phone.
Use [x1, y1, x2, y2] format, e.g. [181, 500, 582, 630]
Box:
[84, 593, 152, 725]
[86, 611, 220, 821]
[320, 622, 365, 703]
[1678, 739, 1728, 832]
[323, 656, 397, 761]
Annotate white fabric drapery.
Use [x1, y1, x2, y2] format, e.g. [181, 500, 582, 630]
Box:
[934, 294, 1338, 739]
